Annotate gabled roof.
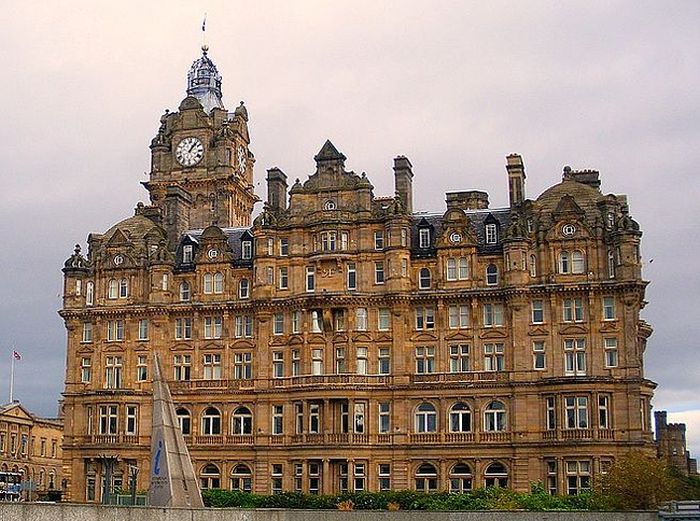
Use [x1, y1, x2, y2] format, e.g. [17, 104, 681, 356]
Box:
[314, 140, 346, 162]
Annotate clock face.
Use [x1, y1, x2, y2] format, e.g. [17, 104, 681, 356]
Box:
[450, 232, 462, 244]
[175, 137, 204, 167]
[113, 254, 124, 266]
[207, 248, 218, 259]
[562, 224, 576, 237]
[237, 145, 247, 174]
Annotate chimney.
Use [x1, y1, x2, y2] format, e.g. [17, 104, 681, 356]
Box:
[446, 191, 489, 211]
[164, 186, 192, 247]
[506, 153, 526, 207]
[266, 167, 288, 212]
[393, 156, 414, 214]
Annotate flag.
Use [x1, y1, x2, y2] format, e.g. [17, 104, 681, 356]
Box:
[13, 350, 21, 361]
[202, 15, 206, 32]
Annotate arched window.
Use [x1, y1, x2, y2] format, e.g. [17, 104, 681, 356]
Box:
[176, 407, 191, 435]
[571, 251, 585, 274]
[419, 268, 431, 290]
[230, 463, 253, 492]
[239, 279, 250, 299]
[86, 282, 94, 306]
[449, 463, 473, 493]
[201, 407, 221, 435]
[200, 463, 221, 489]
[119, 278, 128, 298]
[203, 273, 213, 294]
[484, 401, 507, 432]
[108, 279, 118, 299]
[214, 272, 224, 294]
[559, 251, 570, 274]
[48, 471, 56, 490]
[39, 469, 45, 487]
[415, 402, 437, 433]
[179, 282, 191, 302]
[231, 406, 253, 435]
[415, 463, 438, 492]
[484, 462, 508, 488]
[529, 255, 537, 277]
[449, 402, 472, 432]
[486, 264, 498, 286]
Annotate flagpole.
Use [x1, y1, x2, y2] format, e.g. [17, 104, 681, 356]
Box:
[9, 351, 15, 402]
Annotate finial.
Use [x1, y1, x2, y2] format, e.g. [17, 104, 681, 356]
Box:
[74, 244, 81, 255]
[202, 44, 209, 55]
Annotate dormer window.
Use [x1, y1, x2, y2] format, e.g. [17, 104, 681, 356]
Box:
[485, 224, 498, 244]
[242, 240, 252, 260]
[183, 245, 193, 264]
[419, 228, 431, 249]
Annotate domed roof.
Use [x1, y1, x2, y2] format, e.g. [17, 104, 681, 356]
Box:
[186, 46, 224, 113]
[535, 178, 602, 215]
[103, 214, 164, 241]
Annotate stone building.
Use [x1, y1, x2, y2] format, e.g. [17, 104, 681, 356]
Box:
[655, 411, 698, 476]
[59, 46, 656, 502]
[0, 402, 64, 500]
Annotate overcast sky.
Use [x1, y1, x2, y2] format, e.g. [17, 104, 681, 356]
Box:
[0, 1, 698, 455]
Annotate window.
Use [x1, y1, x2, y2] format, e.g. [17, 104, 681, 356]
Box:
[446, 258, 457, 281]
[340, 231, 349, 250]
[546, 460, 557, 495]
[86, 282, 94, 305]
[334, 309, 346, 331]
[448, 305, 470, 329]
[108, 279, 118, 299]
[82, 322, 93, 343]
[138, 319, 148, 340]
[564, 339, 586, 375]
[483, 303, 504, 327]
[378, 347, 391, 374]
[377, 308, 391, 331]
[419, 228, 431, 249]
[271, 463, 283, 494]
[308, 461, 321, 494]
[234, 315, 253, 338]
[201, 408, 221, 435]
[355, 347, 368, 375]
[267, 237, 274, 255]
[565, 396, 589, 429]
[204, 316, 223, 339]
[239, 278, 249, 299]
[335, 348, 346, 373]
[354, 403, 366, 434]
[312, 349, 323, 375]
[418, 268, 431, 289]
[533, 341, 546, 370]
[278, 267, 288, 289]
[292, 311, 301, 334]
[136, 355, 148, 381]
[241, 240, 252, 259]
[375, 262, 385, 284]
[486, 264, 498, 285]
[232, 407, 253, 435]
[374, 231, 384, 250]
[401, 258, 408, 277]
[117, 278, 128, 298]
[200, 464, 220, 490]
[545, 396, 556, 430]
[347, 263, 357, 290]
[484, 462, 508, 488]
[603, 297, 616, 320]
[571, 251, 585, 273]
[599, 395, 611, 429]
[450, 344, 470, 372]
[175, 317, 193, 339]
[562, 298, 584, 322]
[449, 403, 472, 432]
[378, 402, 390, 433]
[214, 272, 224, 293]
[559, 251, 570, 274]
[604, 338, 618, 368]
[273, 313, 284, 335]
[291, 349, 300, 376]
[272, 405, 284, 435]
[566, 460, 591, 495]
[415, 403, 437, 432]
[415, 463, 437, 491]
[450, 463, 473, 493]
[607, 250, 615, 278]
[161, 274, 168, 290]
[378, 464, 391, 491]
[107, 319, 124, 341]
[126, 405, 138, 435]
[98, 405, 118, 435]
[458, 257, 469, 279]
[182, 245, 193, 264]
[104, 356, 122, 388]
[311, 310, 323, 332]
[230, 464, 252, 492]
[173, 354, 191, 381]
[203, 273, 213, 294]
[203, 353, 222, 380]
[273, 351, 285, 378]
[279, 238, 289, 256]
[80, 357, 91, 383]
[484, 401, 506, 432]
[294, 462, 303, 491]
[529, 255, 537, 277]
[306, 266, 315, 292]
[231, 352, 252, 381]
[415, 346, 435, 374]
[485, 223, 497, 244]
[179, 282, 191, 302]
[355, 308, 368, 331]
[320, 231, 337, 251]
[400, 228, 408, 247]
[415, 307, 435, 330]
[531, 300, 544, 324]
[309, 403, 320, 434]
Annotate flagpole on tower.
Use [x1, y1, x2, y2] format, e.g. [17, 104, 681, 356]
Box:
[9, 351, 15, 403]
[202, 13, 207, 50]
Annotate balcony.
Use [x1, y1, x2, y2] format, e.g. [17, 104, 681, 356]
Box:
[411, 371, 509, 384]
[79, 434, 141, 446]
[409, 432, 507, 444]
[541, 429, 614, 441]
[271, 374, 391, 388]
[170, 379, 254, 391]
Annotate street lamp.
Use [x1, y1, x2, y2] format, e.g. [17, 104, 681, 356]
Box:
[97, 454, 118, 505]
[128, 464, 140, 506]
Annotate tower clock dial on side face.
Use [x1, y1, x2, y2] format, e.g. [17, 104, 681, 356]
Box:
[237, 145, 247, 174]
[175, 137, 204, 167]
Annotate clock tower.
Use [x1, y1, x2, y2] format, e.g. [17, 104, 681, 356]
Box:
[144, 45, 258, 246]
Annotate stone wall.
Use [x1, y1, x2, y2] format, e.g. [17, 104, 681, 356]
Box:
[0, 503, 659, 521]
